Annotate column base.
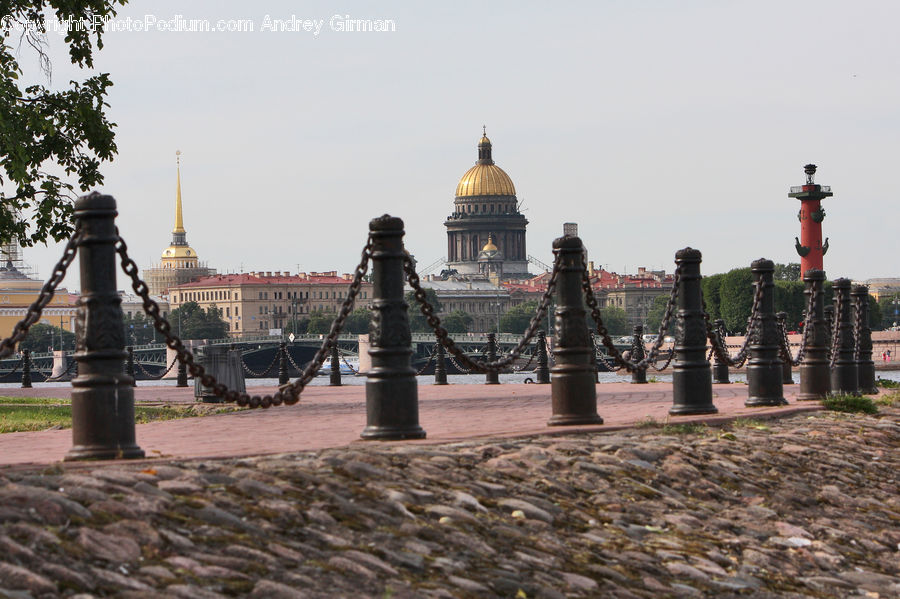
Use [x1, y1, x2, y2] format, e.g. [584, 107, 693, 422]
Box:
[360, 425, 426, 440]
[668, 405, 718, 416]
[745, 397, 788, 407]
[547, 413, 604, 427]
[65, 444, 145, 462]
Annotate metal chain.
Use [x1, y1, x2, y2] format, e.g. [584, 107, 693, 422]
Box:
[337, 347, 360, 375]
[595, 349, 625, 372]
[447, 353, 473, 373]
[852, 294, 863, 362]
[650, 348, 675, 371]
[404, 252, 560, 372]
[513, 348, 538, 372]
[583, 259, 682, 373]
[414, 345, 436, 376]
[284, 348, 306, 372]
[133, 354, 180, 379]
[829, 292, 842, 370]
[43, 358, 77, 381]
[0, 359, 23, 381]
[776, 286, 819, 367]
[116, 230, 373, 408]
[0, 231, 81, 359]
[703, 276, 765, 368]
[240, 352, 279, 377]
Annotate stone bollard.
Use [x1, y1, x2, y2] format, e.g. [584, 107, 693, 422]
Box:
[798, 269, 831, 400]
[126, 346, 137, 387]
[830, 278, 859, 394]
[746, 259, 787, 407]
[852, 285, 877, 395]
[535, 330, 550, 384]
[65, 193, 144, 461]
[670, 248, 717, 415]
[548, 236, 603, 426]
[330, 344, 342, 386]
[434, 343, 447, 385]
[776, 312, 794, 385]
[484, 333, 500, 385]
[278, 341, 289, 385]
[362, 215, 425, 440]
[631, 325, 647, 384]
[176, 357, 188, 387]
[434, 343, 448, 385]
[712, 319, 730, 384]
[21, 349, 32, 388]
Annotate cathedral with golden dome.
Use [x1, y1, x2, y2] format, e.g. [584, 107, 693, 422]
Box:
[444, 130, 530, 279]
[143, 152, 216, 297]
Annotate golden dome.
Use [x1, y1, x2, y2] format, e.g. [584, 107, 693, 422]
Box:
[482, 236, 498, 252]
[455, 130, 517, 198]
[456, 164, 516, 197]
[161, 245, 197, 260]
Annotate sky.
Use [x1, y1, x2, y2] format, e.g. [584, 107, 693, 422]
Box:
[14, 0, 900, 291]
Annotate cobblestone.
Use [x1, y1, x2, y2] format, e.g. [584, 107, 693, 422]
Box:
[0, 402, 896, 596]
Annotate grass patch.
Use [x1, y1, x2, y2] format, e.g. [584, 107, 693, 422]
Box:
[874, 392, 900, 407]
[822, 394, 878, 415]
[661, 422, 707, 435]
[0, 404, 243, 433]
[634, 416, 661, 428]
[0, 396, 70, 405]
[876, 378, 900, 389]
[732, 418, 770, 431]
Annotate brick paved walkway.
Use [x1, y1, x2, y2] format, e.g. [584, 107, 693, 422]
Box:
[0, 382, 823, 467]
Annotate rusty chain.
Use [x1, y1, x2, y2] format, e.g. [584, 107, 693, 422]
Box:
[116, 230, 373, 408]
[513, 347, 539, 372]
[583, 258, 681, 373]
[133, 354, 179, 380]
[240, 352, 279, 377]
[0, 359, 23, 381]
[852, 293, 863, 362]
[0, 230, 81, 360]
[704, 275, 765, 368]
[404, 252, 560, 373]
[777, 286, 819, 367]
[829, 292, 842, 370]
[337, 347, 360, 375]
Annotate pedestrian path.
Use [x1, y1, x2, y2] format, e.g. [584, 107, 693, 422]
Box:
[0, 382, 823, 467]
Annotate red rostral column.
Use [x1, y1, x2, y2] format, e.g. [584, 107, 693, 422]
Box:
[789, 164, 833, 274]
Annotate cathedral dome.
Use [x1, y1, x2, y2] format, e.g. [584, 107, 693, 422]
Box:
[161, 245, 196, 260]
[455, 132, 516, 198]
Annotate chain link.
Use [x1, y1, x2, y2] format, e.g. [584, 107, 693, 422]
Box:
[583, 258, 681, 373]
[133, 354, 180, 379]
[829, 292, 842, 370]
[404, 252, 560, 373]
[116, 230, 373, 408]
[513, 348, 538, 372]
[337, 346, 360, 375]
[775, 286, 819, 367]
[240, 352, 280, 377]
[852, 293, 863, 362]
[0, 359, 24, 381]
[704, 275, 765, 368]
[0, 230, 81, 359]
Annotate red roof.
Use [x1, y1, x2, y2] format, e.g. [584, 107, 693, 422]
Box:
[171, 272, 359, 289]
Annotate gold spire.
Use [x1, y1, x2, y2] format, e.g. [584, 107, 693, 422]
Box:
[173, 150, 185, 234]
[482, 234, 498, 252]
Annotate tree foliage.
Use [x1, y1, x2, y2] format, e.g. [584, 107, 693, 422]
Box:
[168, 302, 228, 340]
[701, 273, 724, 322]
[442, 310, 473, 334]
[878, 293, 900, 330]
[0, 1, 126, 247]
[591, 306, 630, 336]
[644, 294, 670, 333]
[17, 322, 74, 352]
[718, 268, 754, 333]
[405, 289, 442, 333]
[499, 300, 540, 334]
[773, 263, 801, 281]
[122, 312, 158, 345]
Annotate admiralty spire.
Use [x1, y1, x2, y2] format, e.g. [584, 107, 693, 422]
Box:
[143, 151, 215, 297]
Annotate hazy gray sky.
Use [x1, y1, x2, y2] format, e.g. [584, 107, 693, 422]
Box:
[19, 0, 900, 290]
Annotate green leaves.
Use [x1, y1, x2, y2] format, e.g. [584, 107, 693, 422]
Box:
[0, 2, 124, 247]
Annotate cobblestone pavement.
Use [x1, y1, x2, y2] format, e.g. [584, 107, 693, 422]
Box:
[0, 383, 824, 466]
[0, 398, 897, 598]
